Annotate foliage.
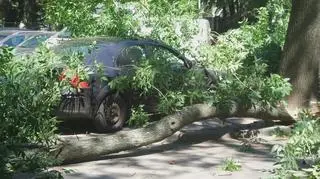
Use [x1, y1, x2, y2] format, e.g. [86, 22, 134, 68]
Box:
[197, 0, 292, 111]
[109, 54, 210, 126]
[0, 46, 89, 176]
[272, 111, 320, 178]
[62, 0, 293, 126]
[221, 158, 242, 172]
[200, 0, 291, 73]
[45, 0, 199, 49]
[0, 47, 62, 176]
[1, 0, 293, 174]
[128, 105, 149, 127]
[45, 0, 136, 37]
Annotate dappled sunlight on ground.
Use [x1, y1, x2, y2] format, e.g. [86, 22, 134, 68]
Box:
[57, 118, 286, 179]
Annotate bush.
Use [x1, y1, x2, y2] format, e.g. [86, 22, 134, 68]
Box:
[0, 47, 89, 177]
[272, 111, 320, 178]
[197, 0, 292, 110]
[0, 47, 63, 176]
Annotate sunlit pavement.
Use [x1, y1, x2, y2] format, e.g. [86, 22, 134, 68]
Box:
[60, 118, 284, 179]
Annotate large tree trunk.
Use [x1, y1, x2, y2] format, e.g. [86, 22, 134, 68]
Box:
[52, 103, 293, 164]
[280, 0, 320, 116]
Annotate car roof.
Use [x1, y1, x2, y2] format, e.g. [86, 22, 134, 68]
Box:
[53, 37, 191, 67]
[0, 30, 19, 35]
[14, 31, 44, 35]
[0, 29, 37, 34]
[0, 30, 23, 38]
[53, 37, 170, 51]
[56, 37, 127, 46]
[0, 30, 52, 40]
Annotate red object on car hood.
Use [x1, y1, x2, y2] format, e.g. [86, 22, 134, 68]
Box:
[78, 81, 90, 88]
[59, 70, 89, 88]
[70, 75, 80, 88]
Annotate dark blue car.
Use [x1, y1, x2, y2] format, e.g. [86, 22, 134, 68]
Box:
[54, 37, 193, 132]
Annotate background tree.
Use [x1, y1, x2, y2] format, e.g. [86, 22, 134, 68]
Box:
[0, 0, 4, 22]
[280, 0, 320, 116]
[0, 0, 44, 29]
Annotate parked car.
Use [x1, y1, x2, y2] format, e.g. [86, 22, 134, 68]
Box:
[14, 32, 55, 54]
[0, 30, 40, 47]
[14, 28, 71, 55]
[0, 30, 18, 41]
[53, 37, 193, 132]
[45, 28, 72, 48]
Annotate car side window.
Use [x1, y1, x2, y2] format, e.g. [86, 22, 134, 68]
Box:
[116, 45, 145, 67]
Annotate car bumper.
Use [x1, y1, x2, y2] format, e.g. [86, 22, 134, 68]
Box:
[56, 88, 93, 120]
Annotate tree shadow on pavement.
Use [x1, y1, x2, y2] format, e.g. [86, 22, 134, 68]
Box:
[100, 119, 277, 160]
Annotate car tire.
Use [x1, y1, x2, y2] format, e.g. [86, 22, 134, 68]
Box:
[93, 94, 128, 133]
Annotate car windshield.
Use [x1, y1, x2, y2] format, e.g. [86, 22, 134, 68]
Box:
[19, 33, 53, 48]
[0, 31, 17, 41]
[2, 34, 26, 47]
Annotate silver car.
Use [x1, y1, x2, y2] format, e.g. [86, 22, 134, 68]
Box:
[0, 30, 40, 47]
[0, 30, 18, 41]
[14, 32, 55, 53]
[14, 28, 71, 55]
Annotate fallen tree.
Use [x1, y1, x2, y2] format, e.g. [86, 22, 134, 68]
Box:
[52, 103, 294, 164]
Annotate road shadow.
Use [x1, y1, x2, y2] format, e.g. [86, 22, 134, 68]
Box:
[61, 119, 283, 179]
[57, 119, 95, 135]
[98, 119, 278, 161]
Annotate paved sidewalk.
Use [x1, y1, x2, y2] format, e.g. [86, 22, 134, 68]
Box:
[60, 118, 284, 179]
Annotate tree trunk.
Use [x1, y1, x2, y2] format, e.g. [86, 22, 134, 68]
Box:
[280, 0, 320, 116]
[0, 0, 4, 23]
[1, 0, 43, 29]
[23, 0, 43, 29]
[52, 103, 293, 164]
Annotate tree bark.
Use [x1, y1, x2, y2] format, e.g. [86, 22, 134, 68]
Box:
[280, 0, 320, 116]
[52, 103, 293, 164]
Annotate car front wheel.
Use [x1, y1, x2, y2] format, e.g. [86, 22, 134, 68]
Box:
[93, 94, 128, 133]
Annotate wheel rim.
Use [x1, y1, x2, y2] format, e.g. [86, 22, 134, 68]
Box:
[103, 99, 121, 125]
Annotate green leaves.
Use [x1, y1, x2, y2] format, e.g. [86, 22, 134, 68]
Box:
[0, 47, 66, 175]
[45, 0, 136, 37]
[128, 105, 149, 127]
[273, 111, 320, 177]
[221, 158, 242, 172]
